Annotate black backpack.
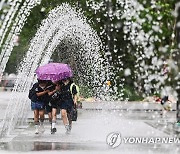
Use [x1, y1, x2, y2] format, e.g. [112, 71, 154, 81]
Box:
[28, 83, 38, 100]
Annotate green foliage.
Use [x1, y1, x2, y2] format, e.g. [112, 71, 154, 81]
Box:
[1, 0, 178, 100]
[123, 86, 143, 101]
[79, 85, 94, 98]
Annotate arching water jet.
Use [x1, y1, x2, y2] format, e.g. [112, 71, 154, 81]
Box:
[0, 3, 109, 138]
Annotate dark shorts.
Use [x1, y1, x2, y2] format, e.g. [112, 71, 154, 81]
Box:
[51, 101, 59, 109]
[60, 100, 73, 113]
[161, 96, 168, 105]
[44, 103, 52, 113]
[31, 102, 44, 110]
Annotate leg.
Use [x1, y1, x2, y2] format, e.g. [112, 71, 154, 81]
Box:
[51, 108, 57, 134]
[46, 104, 52, 123]
[39, 109, 45, 124]
[162, 109, 167, 118]
[34, 109, 39, 134]
[67, 113, 72, 126]
[52, 108, 57, 122]
[61, 109, 68, 125]
[67, 112, 72, 131]
[39, 109, 45, 132]
[61, 109, 72, 134]
[67, 109, 72, 128]
[45, 104, 52, 132]
[48, 112, 52, 124]
[34, 109, 39, 124]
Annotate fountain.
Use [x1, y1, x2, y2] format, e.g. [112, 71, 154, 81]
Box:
[0, 3, 109, 137]
[0, 0, 41, 78]
[0, 0, 179, 140]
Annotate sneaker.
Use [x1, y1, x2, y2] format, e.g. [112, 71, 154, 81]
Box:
[65, 125, 70, 134]
[51, 128, 57, 134]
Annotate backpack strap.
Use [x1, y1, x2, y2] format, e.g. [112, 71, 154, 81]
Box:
[70, 83, 75, 94]
[70, 83, 80, 99]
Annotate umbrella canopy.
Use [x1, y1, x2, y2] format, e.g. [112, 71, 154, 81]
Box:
[35, 63, 73, 81]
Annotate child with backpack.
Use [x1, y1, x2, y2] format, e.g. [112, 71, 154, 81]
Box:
[160, 95, 172, 117]
[28, 79, 49, 134]
[47, 81, 61, 134]
[154, 95, 172, 117]
[59, 78, 78, 134]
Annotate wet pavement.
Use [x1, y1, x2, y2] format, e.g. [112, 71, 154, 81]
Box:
[0, 92, 180, 154]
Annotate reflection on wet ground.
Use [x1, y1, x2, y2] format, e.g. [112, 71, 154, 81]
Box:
[1, 141, 106, 151]
[0, 93, 179, 153]
[0, 109, 179, 153]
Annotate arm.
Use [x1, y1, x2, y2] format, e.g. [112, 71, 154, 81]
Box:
[72, 85, 78, 105]
[30, 83, 48, 98]
[168, 99, 173, 103]
[36, 90, 49, 97]
[73, 94, 78, 105]
[48, 84, 60, 96]
[48, 89, 57, 96]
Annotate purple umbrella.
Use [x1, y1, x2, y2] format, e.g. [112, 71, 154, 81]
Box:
[35, 63, 73, 81]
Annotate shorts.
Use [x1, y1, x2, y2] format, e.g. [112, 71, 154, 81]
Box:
[44, 103, 52, 113]
[31, 102, 44, 110]
[51, 101, 59, 109]
[59, 100, 73, 114]
[161, 96, 168, 105]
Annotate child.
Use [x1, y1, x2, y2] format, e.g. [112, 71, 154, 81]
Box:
[48, 81, 61, 134]
[43, 81, 54, 131]
[160, 96, 172, 117]
[155, 95, 172, 117]
[60, 78, 78, 134]
[28, 79, 49, 134]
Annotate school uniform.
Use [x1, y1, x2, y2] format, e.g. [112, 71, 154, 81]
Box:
[48, 84, 60, 109]
[44, 83, 54, 113]
[29, 83, 47, 110]
[59, 82, 77, 113]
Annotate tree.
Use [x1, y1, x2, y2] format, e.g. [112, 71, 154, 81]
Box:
[1, 0, 178, 100]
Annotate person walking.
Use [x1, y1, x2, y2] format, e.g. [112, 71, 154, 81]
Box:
[28, 79, 49, 134]
[160, 95, 172, 117]
[160, 61, 171, 117]
[60, 78, 77, 134]
[43, 81, 54, 131]
[48, 81, 61, 134]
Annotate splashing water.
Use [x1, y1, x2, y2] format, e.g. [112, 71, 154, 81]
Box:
[0, 0, 178, 138]
[118, 0, 178, 96]
[0, 0, 41, 78]
[0, 0, 6, 10]
[88, 0, 178, 98]
[0, 3, 110, 137]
